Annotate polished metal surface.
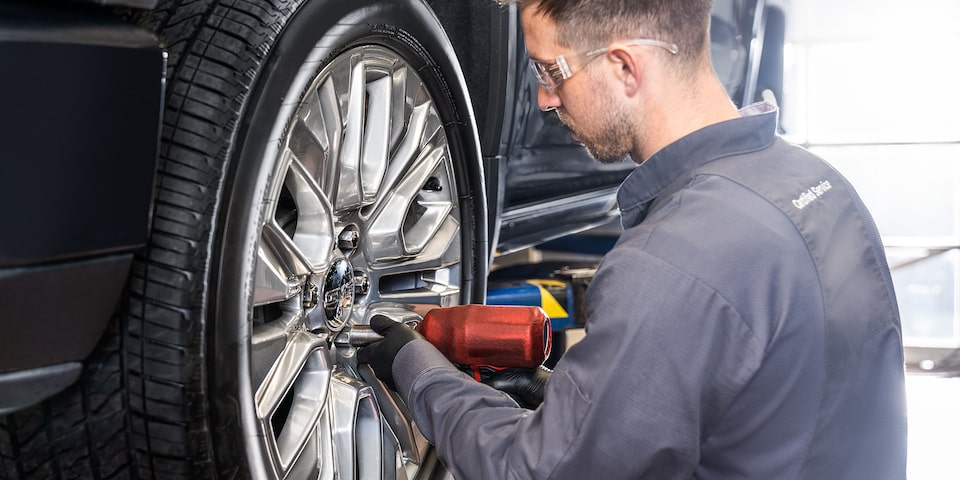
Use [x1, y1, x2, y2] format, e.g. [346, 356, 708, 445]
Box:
[249, 45, 463, 479]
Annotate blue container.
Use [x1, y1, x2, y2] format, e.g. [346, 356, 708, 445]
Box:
[487, 280, 576, 330]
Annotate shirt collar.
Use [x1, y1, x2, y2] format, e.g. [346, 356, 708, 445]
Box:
[617, 102, 779, 228]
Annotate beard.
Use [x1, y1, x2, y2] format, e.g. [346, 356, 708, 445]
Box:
[556, 94, 635, 164]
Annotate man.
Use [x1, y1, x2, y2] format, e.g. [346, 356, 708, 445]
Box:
[360, 0, 908, 478]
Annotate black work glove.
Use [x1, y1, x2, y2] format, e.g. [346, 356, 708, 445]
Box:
[358, 315, 425, 390]
[483, 365, 552, 408]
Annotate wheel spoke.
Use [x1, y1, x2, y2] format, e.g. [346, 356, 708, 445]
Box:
[360, 73, 392, 202]
[284, 429, 322, 479]
[329, 369, 389, 480]
[290, 87, 330, 186]
[336, 57, 366, 211]
[374, 266, 461, 308]
[364, 137, 453, 263]
[284, 158, 335, 270]
[380, 99, 431, 204]
[357, 363, 425, 474]
[317, 75, 343, 198]
[251, 307, 299, 390]
[365, 214, 461, 277]
[387, 66, 414, 156]
[255, 331, 327, 419]
[255, 331, 331, 471]
[254, 220, 312, 306]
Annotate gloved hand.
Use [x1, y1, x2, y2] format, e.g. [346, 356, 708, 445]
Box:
[358, 315, 425, 390]
[483, 365, 552, 408]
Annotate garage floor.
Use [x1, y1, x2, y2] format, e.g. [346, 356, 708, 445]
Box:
[906, 374, 960, 479]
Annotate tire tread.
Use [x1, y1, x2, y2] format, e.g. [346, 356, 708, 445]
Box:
[0, 315, 137, 480]
[125, 0, 300, 477]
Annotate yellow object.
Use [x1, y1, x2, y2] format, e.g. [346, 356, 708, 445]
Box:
[527, 280, 569, 318]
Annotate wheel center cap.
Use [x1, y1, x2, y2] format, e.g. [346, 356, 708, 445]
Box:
[322, 258, 355, 331]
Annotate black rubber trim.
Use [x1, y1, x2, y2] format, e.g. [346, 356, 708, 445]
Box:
[0, 254, 132, 372]
[0, 363, 82, 415]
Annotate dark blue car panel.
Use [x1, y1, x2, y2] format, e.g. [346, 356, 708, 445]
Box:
[0, 4, 164, 393]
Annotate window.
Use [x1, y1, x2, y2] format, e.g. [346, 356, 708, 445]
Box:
[781, 1, 960, 351]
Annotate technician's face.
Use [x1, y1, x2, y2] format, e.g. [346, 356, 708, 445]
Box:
[520, 6, 633, 164]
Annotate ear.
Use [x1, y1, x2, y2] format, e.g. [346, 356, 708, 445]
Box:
[606, 45, 642, 96]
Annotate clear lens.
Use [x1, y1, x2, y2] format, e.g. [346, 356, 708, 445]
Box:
[529, 59, 558, 92]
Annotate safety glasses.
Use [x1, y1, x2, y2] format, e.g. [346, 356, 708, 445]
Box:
[528, 38, 679, 93]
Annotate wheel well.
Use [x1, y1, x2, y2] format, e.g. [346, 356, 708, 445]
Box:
[426, 0, 512, 157]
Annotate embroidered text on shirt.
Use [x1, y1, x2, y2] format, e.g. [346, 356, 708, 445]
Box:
[792, 180, 833, 210]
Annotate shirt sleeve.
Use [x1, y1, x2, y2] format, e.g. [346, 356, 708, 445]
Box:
[392, 246, 766, 480]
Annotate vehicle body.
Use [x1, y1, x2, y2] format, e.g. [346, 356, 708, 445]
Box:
[0, 0, 780, 478]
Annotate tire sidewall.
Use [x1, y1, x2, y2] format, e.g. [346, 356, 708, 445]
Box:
[207, 0, 487, 476]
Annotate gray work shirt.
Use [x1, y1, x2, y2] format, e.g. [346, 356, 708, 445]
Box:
[392, 103, 908, 479]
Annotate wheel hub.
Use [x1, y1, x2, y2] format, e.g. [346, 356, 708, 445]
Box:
[321, 258, 355, 331]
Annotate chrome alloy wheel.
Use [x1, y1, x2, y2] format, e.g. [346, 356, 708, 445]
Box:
[248, 45, 464, 479]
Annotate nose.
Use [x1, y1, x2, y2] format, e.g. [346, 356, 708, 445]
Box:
[537, 85, 562, 111]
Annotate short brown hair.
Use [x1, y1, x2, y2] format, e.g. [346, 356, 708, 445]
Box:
[501, 0, 712, 65]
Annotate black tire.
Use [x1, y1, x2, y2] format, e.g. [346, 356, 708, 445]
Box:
[2, 0, 487, 479]
[0, 316, 135, 480]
